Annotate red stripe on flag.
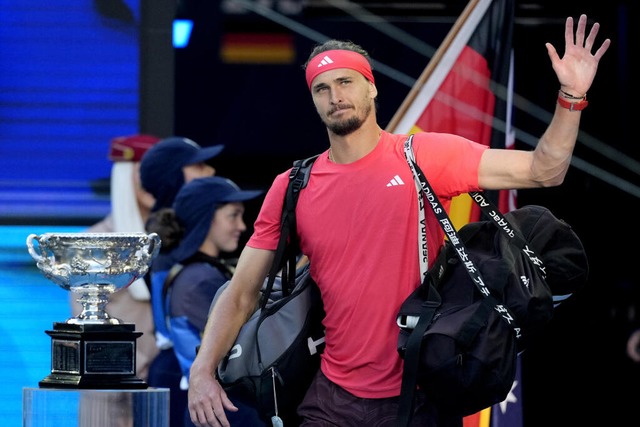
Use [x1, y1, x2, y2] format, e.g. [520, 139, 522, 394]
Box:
[221, 33, 295, 64]
[415, 45, 496, 225]
[415, 46, 494, 145]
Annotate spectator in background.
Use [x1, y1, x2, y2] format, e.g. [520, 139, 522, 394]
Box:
[140, 136, 224, 427]
[162, 176, 264, 426]
[141, 136, 225, 214]
[69, 133, 161, 381]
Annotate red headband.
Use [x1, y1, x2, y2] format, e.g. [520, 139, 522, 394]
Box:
[305, 49, 375, 90]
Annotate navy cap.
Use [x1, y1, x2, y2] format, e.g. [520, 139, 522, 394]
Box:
[170, 176, 263, 263]
[140, 136, 224, 211]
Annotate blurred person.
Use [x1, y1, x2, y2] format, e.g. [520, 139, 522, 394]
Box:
[140, 136, 224, 214]
[140, 136, 224, 427]
[69, 133, 161, 380]
[188, 15, 610, 427]
[163, 176, 264, 426]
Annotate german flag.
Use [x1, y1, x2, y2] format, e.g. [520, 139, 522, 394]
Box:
[220, 32, 295, 64]
[386, 0, 516, 228]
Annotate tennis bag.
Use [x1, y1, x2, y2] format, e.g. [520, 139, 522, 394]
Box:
[213, 155, 324, 425]
[397, 205, 589, 417]
[213, 263, 326, 425]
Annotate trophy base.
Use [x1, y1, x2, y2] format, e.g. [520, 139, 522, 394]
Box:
[39, 373, 147, 389]
[40, 322, 147, 390]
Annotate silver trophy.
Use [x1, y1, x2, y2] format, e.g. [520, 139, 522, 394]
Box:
[27, 232, 160, 324]
[26, 232, 161, 389]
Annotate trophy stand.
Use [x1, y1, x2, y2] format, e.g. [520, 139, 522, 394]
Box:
[27, 232, 160, 390]
[40, 322, 145, 389]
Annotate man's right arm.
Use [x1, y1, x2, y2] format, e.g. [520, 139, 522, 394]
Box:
[188, 245, 274, 427]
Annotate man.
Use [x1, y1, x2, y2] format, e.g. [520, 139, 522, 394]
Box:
[188, 14, 610, 426]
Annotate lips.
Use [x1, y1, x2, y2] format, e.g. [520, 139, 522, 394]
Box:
[329, 105, 351, 115]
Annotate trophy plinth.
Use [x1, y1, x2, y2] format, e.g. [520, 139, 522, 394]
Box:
[39, 322, 146, 389]
[27, 232, 160, 390]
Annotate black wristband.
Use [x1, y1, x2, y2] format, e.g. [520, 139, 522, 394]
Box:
[559, 89, 586, 100]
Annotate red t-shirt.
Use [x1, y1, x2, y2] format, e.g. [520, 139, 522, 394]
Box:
[248, 131, 486, 398]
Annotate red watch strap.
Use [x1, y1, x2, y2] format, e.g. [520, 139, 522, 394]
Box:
[557, 95, 588, 111]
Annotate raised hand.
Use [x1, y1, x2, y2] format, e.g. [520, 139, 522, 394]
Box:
[545, 14, 611, 98]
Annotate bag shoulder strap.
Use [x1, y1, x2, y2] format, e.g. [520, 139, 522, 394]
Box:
[404, 135, 521, 336]
[160, 262, 184, 332]
[162, 262, 184, 298]
[260, 154, 319, 308]
[398, 136, 523, 427]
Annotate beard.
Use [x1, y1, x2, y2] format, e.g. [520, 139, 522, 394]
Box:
[327, 115, 363, 136]
[323, 101, 372, 136]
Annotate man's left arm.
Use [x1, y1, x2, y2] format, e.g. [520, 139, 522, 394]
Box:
[479, 14, 611, 190]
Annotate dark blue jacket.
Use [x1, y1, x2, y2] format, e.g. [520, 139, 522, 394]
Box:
[166, 252, 232, 385]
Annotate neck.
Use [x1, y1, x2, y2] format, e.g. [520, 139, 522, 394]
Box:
[328, 123, 382, 164]
[199, 241, 219, 258]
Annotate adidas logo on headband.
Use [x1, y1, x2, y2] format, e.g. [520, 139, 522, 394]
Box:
[316, 55, 334, 68]
[305, 49, 375, 89]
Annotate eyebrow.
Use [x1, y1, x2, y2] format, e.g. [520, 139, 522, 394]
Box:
[312, 74, 354, 91]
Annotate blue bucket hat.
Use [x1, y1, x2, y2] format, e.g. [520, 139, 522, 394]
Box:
[140, 136, 224, 212]
[170, 176, 263, 263]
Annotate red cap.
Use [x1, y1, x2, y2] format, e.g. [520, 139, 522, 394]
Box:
[108, 134, 161, 162]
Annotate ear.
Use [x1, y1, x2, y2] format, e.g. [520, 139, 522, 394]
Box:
[369, 82, 378, 99]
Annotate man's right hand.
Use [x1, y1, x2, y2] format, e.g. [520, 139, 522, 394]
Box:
[187, 246, 275, 426]
[188, 364, 238, 427]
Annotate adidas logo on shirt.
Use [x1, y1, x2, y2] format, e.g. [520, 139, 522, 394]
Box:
[316, 55, 334, 68]
[386, 175, 405, 187]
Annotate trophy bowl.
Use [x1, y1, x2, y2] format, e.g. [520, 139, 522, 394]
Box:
[27, 232, 161, 325]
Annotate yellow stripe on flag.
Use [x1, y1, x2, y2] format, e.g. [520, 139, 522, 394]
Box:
[462, 407, 492, 427]
[220, 45, 295, 64]
[450, 193, 474, 230]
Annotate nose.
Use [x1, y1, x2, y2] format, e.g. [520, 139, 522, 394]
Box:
[329, 87, 343, 105]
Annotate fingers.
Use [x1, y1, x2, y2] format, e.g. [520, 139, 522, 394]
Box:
[211, 408, 231, 427]
[567, 13, 611, 60]
[575, 14, 587, 47]
[593, 38, 611, 61]
[584, 21, 599, 50]
[190, 406, 227, 427]
[581, 15, 612, 60]
[221, 392, 239, 412]
[188, 391, 236, 426]
[545, 42, 559, 63]
[564, 16, 574, 46]
[567, 14, 588, 48]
